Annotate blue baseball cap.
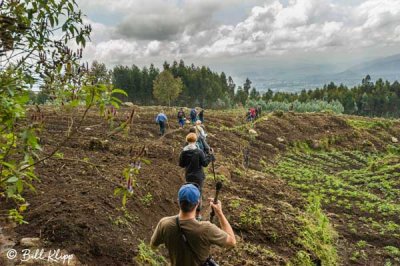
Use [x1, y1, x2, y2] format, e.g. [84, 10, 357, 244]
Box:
[178, 184, 200, 204]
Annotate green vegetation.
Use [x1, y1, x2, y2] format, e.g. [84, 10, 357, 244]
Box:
[346, 118, 394, 130]
[111, 62, 400, 118]
[110, 208, 138, 231]
[262, 75, 400, 117]
[0, 0, 92, 223]
[152, 70, 184, 106]
[240, 243, 278, 261]
[206, 172, 229, 183]
[141, 192, 154, 207]
[135, 240, 167, 266]
[112, 60, 236, 108]
[248, 99, 345, 114]
[239, 204, 263, 228]
[293, 196, 338, 266]
[384, 246, 400, 262]
[269, 149, 400, 262]
[229, 198, 243, 209]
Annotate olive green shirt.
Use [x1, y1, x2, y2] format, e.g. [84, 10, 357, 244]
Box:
[150, 215, 228, 266]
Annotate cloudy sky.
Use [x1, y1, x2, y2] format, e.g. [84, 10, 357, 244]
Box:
[76, 0, 400, 87]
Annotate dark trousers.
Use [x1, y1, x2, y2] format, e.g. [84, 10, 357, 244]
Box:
[159, 121, 165, 135]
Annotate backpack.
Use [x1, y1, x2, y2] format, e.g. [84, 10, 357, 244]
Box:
[190, 109, 196, 118]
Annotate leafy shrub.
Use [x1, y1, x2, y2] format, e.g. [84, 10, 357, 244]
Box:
[262, 100, 344, 114]
[246, 99, 268, 110]
[135, 240, 167, 265]
[141, 192, 154, 207]
[240, 204, 263, 228]
[384, 246, 400, 257]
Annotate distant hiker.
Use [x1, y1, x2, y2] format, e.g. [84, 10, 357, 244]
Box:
[246, 109, 252, 122]
[198, 109, 204, 124]
[150, 184, 236, 266]
[188, 127, 211, 155]
[155, 111, 168, 136]
[257, 105, 262, 118]
[179, 133, 215, 219]
[190, 108, 197, 125]
[177, 108, 186, 129]
[250, 108, 256, 121]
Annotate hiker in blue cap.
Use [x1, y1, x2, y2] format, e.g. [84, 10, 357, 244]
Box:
[150, 184, 236, 266]
[155, 111, 168, 136]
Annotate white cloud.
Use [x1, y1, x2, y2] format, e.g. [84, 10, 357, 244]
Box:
[79, 0, 400, 66]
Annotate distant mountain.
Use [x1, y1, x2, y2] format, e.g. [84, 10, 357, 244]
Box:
[251, 54, 400, 92]
[348, 53, 400, 76]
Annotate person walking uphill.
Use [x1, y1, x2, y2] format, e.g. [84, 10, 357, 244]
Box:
[150, 184, 236, 266]
[188, 127, 210, 155]
[179, 133, 215, 219]
[198, 109, 204, 124]
[177, 108, 186, 129]
[155, 111, 168, 136]
[190, 108, 197, 125]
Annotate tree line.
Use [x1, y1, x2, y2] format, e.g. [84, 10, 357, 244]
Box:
[111, 60, 241, 108]
[33, 59, 400, 117]
[261, 75, 400, 117]
[112, 62, 400, 117]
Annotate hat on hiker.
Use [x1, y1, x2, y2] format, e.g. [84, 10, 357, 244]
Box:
[195, 120, 202, 125]
[178, 184, 200, 204]
[186, 133, 197, 143]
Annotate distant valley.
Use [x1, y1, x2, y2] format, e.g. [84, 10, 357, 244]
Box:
[249, 54, 400, 92]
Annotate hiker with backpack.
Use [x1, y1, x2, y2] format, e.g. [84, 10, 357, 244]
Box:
[150, 183, 236, 266]
[195, 120, 207, 140]
[188, 127, 211, 155]
[177, 108, 186, 129]
[179, 133, 215, 220]
[155, 111, 168, 136]
[190, 108, 197, 125]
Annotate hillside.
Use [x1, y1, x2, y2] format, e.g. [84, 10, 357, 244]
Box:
[1, 106, 400, 265]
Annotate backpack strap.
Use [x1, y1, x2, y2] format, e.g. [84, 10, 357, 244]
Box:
[175, 217, 203, 265]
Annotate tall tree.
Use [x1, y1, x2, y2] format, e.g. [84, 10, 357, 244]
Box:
[153, 70, 183, 106]
[90, 61, 111, 84]
[249, 87, 260, 100]
[243, 78, 252, 97]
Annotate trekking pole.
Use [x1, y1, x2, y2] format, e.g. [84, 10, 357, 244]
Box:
[210, 158, 223, 222]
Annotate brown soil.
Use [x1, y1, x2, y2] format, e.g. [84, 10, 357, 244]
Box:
[1, 107, 400, 265]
